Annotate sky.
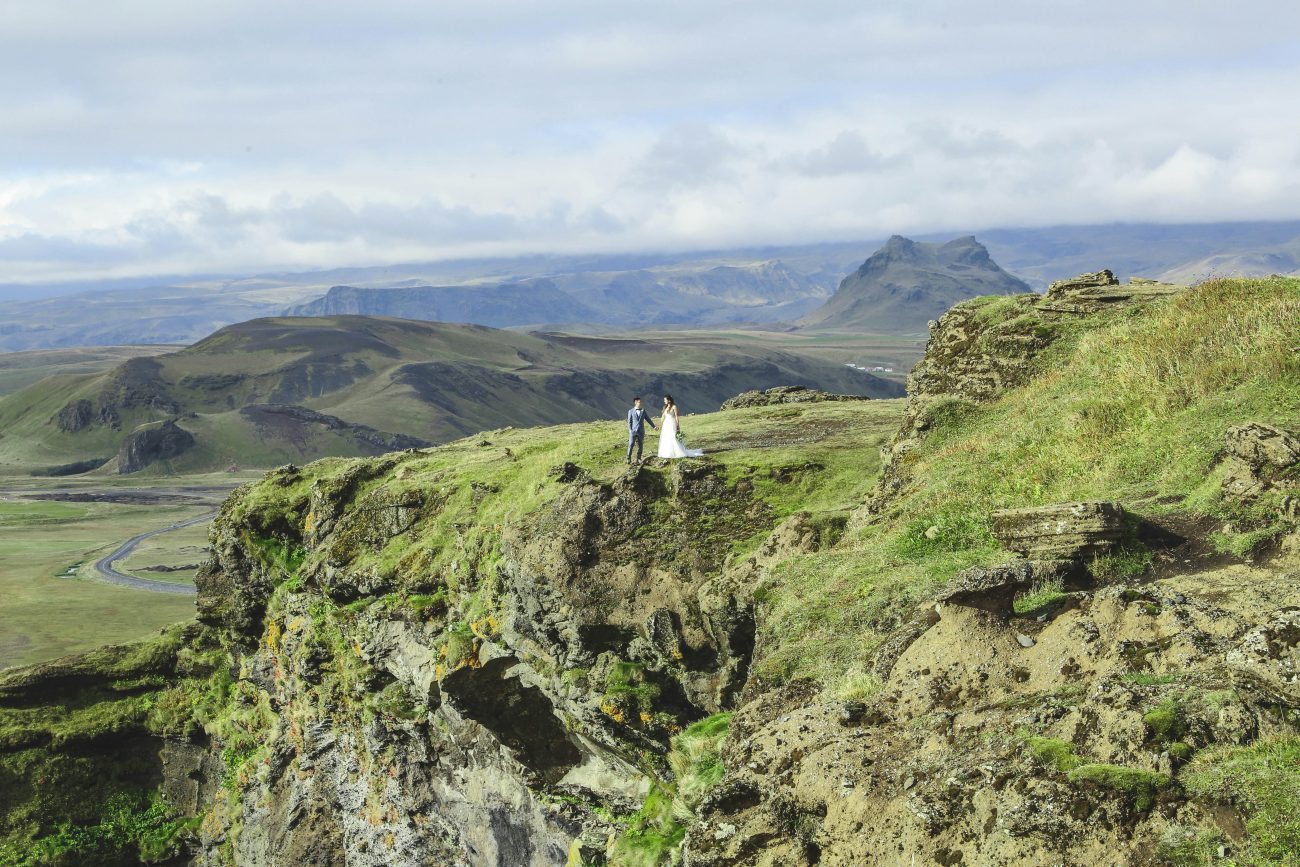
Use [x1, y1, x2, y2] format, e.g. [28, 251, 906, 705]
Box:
[1, 0, 1299, 283]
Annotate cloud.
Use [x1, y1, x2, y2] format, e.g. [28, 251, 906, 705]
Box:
[627, 125, 744, 190]
[772, 131, 908, 177]
[0, 0, 1298, 282]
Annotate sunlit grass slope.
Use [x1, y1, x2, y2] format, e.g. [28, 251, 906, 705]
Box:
[754, 277, 1300, 689]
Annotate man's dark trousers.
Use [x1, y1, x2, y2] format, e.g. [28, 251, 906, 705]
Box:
[627, 428, 645, 462]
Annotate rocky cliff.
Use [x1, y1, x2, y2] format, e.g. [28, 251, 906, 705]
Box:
[3, 274, 1299, 866]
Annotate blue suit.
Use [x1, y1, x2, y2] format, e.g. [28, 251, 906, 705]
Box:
[626, 406, 656, 462]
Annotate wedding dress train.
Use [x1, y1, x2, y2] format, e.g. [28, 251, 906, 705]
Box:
[658, 411, 703, 458]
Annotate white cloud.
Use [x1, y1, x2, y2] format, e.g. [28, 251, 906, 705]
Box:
[0, 0, 1298, 281]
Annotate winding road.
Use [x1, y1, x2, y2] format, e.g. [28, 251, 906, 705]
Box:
[91, 511, 216, 595]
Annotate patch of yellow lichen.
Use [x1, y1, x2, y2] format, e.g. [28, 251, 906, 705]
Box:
[263, 619, 282, 653]
[469, 614, 500, 640]
[600, 700, 625, 724]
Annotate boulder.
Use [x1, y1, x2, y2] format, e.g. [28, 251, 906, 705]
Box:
[990, 501, 1127, 560]
[936, 559, 1036, 612]
[1226, 422, 1300, 471]
[1221, 422, 1300, 516]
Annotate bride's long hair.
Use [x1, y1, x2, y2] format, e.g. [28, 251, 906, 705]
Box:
[663, 394, 675, 410]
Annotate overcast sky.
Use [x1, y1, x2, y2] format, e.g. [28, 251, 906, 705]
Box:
[1, 1, 1298, 282]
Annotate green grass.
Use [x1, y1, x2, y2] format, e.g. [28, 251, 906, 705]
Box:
[0, 789, 193, 867]
[1023, 734, 1085, 773]
[1143, 697, 1188, 746]
[1013, 578, 1068, 617]
[1066, 764, 1172, 812]
[0, 498, 202, 670]
[0, 624, 217, 863]
[1089, 541, 1154, 583]
[610, 712, 732, 867]
[753, 277, 1300, 688]
[1183, 737, 1300, 865]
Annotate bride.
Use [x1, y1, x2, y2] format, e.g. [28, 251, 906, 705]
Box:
[657, 394, 704, 459]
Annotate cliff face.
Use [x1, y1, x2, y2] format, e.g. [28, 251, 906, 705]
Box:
[116, 420, 196, 474]
[4, 274, 1300, 867]
[187, 455, 786, 865]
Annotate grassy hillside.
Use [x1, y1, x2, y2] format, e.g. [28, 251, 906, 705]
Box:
[3, 276, 1299, 865]
[0, 316, 902, 478]
[0, 398, 905, 863]
[0, 347, 178, 397]
[757, 276, 1300, 688]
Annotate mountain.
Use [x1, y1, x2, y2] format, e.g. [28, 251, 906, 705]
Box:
[796, 235, 1031, 332]
[0, 315, 901, 476]
[1155, 233, 1300, 285]
[7, 220, 1300, 349]
[973, 219, 1300, 288]
[4, 275, 1298, 864]
[285, 280, 601, 327]
[286, 262, 831, 329]
[0, 253, 850, 351]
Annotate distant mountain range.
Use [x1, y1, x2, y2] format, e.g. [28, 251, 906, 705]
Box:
[1, 219, 1298, 350]
[284, 259, 829, 328]
[796, 236, 1030, 332]
[0, 316, 901, 476]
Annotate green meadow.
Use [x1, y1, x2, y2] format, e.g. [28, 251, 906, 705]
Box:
[0, 498, 203, 669]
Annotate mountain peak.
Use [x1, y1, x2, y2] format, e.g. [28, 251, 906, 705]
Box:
[798, 235, 1029, 333]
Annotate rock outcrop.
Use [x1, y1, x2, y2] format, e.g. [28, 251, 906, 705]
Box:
[686, 564, 1300, 866]
[991, 501, 1129, 560]
[116, 419, 195, 473]
[863, 272, 1188, 518]
[720, 385, 869, 411]
[238, 404, 431, 454]
[1038, 270, 1185, 313]
[1220, 423, 1300, 520]
[176, 446, 799, 865]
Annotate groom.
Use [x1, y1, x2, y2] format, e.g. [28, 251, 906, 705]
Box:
[626, 396, 656, 463]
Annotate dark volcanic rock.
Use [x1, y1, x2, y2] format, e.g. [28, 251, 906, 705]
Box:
[54, 397, 120, 432]
[116, 419, 196, 474]
[796, 235, 1031, 333]
[720, 385, 869, 411]
[239, 404, 430, 454]
[937, 559, 1037, 612]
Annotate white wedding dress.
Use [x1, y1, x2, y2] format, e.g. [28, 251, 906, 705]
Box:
[658, 411, 703, 458]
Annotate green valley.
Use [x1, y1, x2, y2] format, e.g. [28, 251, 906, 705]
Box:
[0, 316, 903, 480]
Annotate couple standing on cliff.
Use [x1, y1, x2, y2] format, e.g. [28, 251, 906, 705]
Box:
[626, 395, 703, 463]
